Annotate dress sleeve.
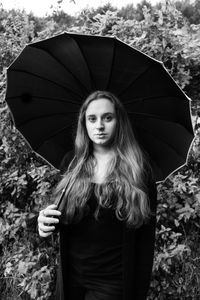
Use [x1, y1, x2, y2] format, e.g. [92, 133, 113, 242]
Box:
[134, 178, 157, 299]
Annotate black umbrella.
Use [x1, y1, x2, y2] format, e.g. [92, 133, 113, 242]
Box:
[5, 32, 194, 182]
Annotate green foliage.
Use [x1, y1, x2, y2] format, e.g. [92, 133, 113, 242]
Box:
[0, 1, 200, 299]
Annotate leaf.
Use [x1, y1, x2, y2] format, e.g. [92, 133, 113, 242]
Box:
[18, 261, 28, 275]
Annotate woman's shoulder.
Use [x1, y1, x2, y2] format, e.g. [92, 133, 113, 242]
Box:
[59, 150, 75, 173]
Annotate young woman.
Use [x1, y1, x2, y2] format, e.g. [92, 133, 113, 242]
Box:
[38, 91, 157, 300]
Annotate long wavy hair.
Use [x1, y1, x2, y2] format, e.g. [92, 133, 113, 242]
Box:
[54, 91, 151, 227]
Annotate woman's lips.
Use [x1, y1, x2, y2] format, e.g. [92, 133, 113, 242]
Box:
[96, 133, 106, 138]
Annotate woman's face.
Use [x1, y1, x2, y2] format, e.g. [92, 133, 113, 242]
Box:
[85, 98, 117, 148]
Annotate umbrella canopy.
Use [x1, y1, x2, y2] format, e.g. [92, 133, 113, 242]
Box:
[5, 32, 194, 182]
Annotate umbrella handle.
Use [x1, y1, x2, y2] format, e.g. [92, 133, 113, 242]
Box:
[56, 186, 67, 212]
[53, 185, 68, 231]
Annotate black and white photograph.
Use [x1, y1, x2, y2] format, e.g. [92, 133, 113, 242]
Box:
[0, 0, 199, 299]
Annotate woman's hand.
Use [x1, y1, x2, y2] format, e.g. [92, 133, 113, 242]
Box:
[38, 204, 61, 237]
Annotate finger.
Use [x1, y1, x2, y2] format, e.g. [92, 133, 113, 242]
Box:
[38, 229, 53, 238]
[45, 204, 58, 210]
[39, 223, 55, 232]
[45, 210, 61, 217]
[44, 217, 59, 225]
[38, 215, 60, 224]
[41, 209, 61, 217]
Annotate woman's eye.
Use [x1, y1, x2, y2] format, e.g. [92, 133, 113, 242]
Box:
[104, 115, 112, 121]
[88, 117, 96, 122]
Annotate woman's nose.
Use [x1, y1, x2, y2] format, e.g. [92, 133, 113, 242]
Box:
[96, 119, 104, 129]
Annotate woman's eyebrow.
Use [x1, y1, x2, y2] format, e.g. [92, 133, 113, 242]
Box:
[86, 114, 96, 118]
[87, 112, 115, 117]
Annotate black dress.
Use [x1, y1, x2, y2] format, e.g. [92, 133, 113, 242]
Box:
[55, 152, 157, 300]
[62, 183, 124, 297]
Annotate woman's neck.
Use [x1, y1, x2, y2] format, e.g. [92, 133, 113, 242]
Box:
[92, 146, 115, 184]
[93, 145, 114, 159]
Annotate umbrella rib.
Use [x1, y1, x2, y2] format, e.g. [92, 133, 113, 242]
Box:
[128, 111, 193, 131]
[118, 64, 156, 98]
[106, 39, 116, 90]
[128, 111, 177, 120]
[123, 95, 188, 105]
[74, 39, 96, 90]
[10, 69, 82, 99]
[7, 95, 81, 106]
[30, 46, 90, 94]
[135, 125, 192, 160]
[17, 113, 77, 127]
[37, 122, 77, 149]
